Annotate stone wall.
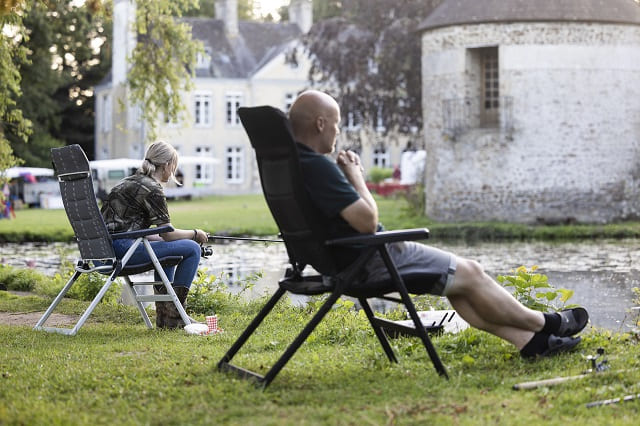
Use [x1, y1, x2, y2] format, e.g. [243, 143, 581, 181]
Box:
[421, 22, 640, 223]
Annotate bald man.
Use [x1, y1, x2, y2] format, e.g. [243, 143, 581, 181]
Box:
[288, 90, 589, 359]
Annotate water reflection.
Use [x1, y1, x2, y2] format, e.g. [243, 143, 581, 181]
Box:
[1, 239, 638, 330]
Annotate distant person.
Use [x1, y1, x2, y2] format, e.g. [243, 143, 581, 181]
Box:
[2, 183, 12, 219]
[288, 90, 589, 359]
[392, 165, 401, 181]
[100, 141, 208, 329]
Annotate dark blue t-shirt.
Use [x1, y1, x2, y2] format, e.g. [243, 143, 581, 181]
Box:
[296, 143, 362, 267]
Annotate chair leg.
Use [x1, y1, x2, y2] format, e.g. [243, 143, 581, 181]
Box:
[218, 287, 287, 379]
[35, 270, 120, 336]
[34, 270, 81, 331]
[122, 276, 153, 329]
[358, 297, 398, 363]
[379, 246, 449, 379]
[261, 290, 342, 388]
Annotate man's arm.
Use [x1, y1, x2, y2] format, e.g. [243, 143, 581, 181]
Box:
[337, 150, 378, 234]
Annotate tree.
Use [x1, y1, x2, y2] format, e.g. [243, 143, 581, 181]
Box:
[303, 0, 443, 143]
[2, 1, 110, 166]
[0, 5, 30, 181]
[1, 0, 203, 169]
[126, 0, 203, 141]
[184, 0, 258, 20]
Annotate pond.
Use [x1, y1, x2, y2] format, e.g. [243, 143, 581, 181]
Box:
[1, 239, 639, 331]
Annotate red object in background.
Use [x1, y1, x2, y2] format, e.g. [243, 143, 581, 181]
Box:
[366, 182, 410, 197]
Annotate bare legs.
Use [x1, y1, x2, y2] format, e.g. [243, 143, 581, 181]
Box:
[445, 257, 545, 349]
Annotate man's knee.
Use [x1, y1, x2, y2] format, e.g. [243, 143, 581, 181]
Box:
[449, 258, 485, 293]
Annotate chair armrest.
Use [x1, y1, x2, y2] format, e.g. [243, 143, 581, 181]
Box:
[110, 225, 175, 240]
[325, 228, 429, 247]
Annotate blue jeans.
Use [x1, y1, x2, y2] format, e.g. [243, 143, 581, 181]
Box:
[112, 238, 201, 288]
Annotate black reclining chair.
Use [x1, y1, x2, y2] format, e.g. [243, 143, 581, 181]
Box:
[34, 144, 191, 335]
[218, 106, 448, 388]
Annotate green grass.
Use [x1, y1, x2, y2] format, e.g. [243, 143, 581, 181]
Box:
[3, 193, 640, 243]
[1, 290, 639, 425]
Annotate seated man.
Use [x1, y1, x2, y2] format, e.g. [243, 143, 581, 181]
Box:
[288, 90, 589, 359]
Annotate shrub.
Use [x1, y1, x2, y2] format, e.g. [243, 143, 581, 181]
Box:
[0, 264, 43, 291]
[497, 265, 576, 312]
[367, 167, 393, 184]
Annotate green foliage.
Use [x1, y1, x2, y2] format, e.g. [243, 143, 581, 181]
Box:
[497, 265, 576, 313]
[304, 0, 444, 134]
[186, 267, 259, 316]
[0, 264, 42, 291]
[4, 0, 110, 166]
[0, 10, 29, 178]
[128, 0, 204, 142]
[367, 166, 393, 184]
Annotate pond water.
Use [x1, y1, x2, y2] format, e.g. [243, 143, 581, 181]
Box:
[1, 239, 639, 331]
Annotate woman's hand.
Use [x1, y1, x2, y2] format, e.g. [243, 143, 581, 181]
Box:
[193, 228, 208, 244]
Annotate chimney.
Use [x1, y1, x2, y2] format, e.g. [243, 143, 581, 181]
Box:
[112, 0, 137, 85]
[215, 0, 239, 37]
[288, 0, 313, 33]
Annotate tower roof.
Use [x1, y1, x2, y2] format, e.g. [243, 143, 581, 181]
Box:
[418, 0, 640, 32]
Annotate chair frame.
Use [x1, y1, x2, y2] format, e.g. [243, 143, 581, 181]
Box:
[34, 145, 191, 336]
[217, 106, 448, 388]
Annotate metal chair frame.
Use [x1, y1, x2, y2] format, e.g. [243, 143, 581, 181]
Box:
[217, 106, 448, 388]
[34, 145, 191, 336]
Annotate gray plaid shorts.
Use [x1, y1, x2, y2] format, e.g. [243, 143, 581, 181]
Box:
[363, 241, 456, 296]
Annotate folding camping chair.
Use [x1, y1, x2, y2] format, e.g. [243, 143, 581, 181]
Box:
[34, 144, 191, 335]
[217, 106, 448, 388]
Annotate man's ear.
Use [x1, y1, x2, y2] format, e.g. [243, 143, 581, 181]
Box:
[315, 116, 325, 133]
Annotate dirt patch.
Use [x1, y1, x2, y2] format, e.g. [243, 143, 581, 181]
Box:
[0, 311, 77, 327]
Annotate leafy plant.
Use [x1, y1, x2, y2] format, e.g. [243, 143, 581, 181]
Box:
[497, 265, 576, 312]
[367, 167, 393, 184]
[186, 268, 261, 316]
[0, 264, 42, 291]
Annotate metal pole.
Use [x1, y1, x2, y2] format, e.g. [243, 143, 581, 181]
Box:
[207, 235, 283, 243]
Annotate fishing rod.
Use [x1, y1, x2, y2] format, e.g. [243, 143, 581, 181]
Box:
[513, 348, 611, 390]
[207, 235, 284, 243]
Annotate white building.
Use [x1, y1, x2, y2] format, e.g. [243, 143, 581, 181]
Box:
[94, 0, 313, 195]
[418, 0, 640, 223]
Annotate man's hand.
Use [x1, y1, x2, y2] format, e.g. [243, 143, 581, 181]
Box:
[336, 150, 364, 182]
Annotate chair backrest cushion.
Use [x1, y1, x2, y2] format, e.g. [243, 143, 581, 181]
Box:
[51, 145, 116, 260]
[239, 106, 339, 275]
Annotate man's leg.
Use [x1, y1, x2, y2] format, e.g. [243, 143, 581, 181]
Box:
[446, 257, 545, 332]
[444, 257, 583, 356]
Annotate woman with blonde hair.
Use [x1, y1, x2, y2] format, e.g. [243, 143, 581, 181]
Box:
[101, 141, 208, 328]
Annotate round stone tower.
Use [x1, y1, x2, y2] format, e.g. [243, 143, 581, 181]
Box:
[418, 0, 640, 223]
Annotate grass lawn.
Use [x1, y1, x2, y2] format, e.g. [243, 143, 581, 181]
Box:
[1, 290, 639, 425]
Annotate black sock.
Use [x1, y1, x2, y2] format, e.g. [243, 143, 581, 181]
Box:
[542, 312, 561, 334]
[520, 332, 550, 358]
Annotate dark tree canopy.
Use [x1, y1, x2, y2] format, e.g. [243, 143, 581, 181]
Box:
[303, 0, 443, 136]
[5, 0, 109, 166]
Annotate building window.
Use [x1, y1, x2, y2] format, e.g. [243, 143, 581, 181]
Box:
[375, 106, 386, 133]
[284, 93, 295, 112]
[101, 93, 112, 133]
[195, 146, 213, 184]
[481, 47, 499, 125]
[225, 92, 243, 126]
[194, 93, 212, 127]
[196, 47, 211, 69]
[345, 111, 361, 132]
[372, 146, 390, 168]
[226, 146, 243, 183]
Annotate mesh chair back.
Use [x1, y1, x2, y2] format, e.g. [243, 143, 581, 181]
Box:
[51, 145, 115, 260]
[238, 106, 339, 275]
